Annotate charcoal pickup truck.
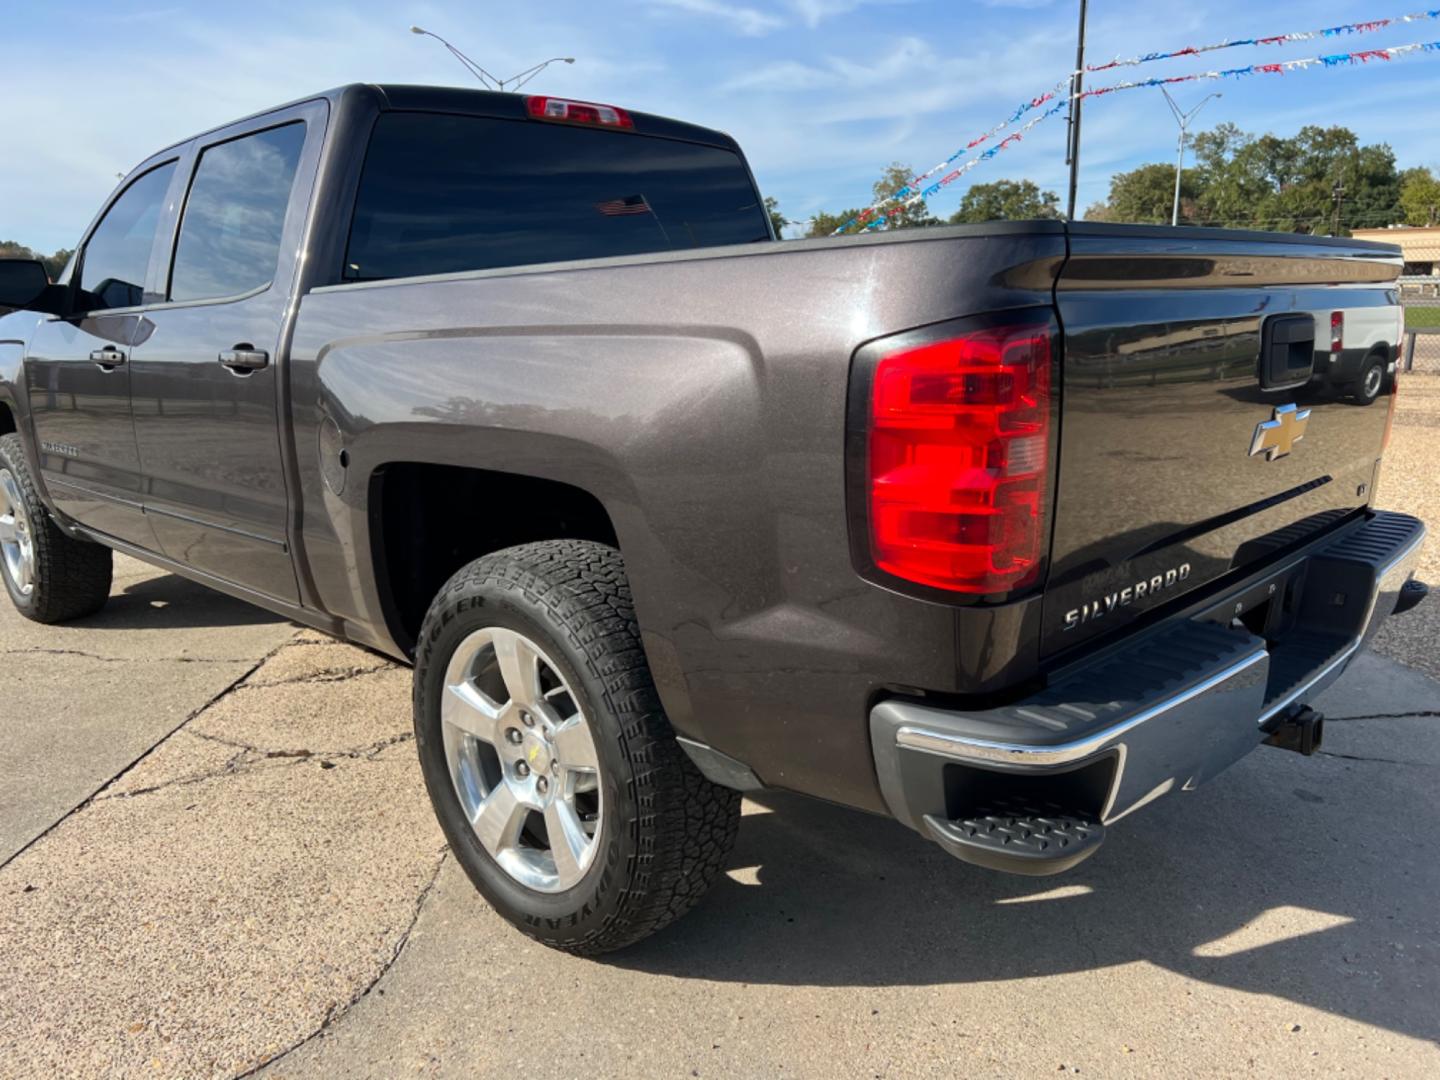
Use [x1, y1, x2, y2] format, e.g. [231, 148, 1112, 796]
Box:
[0, 84, 1428, 954]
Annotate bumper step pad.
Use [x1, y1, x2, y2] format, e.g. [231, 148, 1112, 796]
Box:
[923, 799, 1105, 877]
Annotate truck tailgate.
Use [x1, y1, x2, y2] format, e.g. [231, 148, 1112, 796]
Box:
[1043, 225, 1402, 658]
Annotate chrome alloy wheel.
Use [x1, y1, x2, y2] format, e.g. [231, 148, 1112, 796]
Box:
[0, 469, 36, 598]
[1363, 362, 1384, 400]
[441, 626, 604, 893]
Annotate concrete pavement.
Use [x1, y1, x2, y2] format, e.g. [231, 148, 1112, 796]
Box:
[256, 651, 1440, 1080]
[0, 555, 295, 863]
[1, 561, 1437, 1077]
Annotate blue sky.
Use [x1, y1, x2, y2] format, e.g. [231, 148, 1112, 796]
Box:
[4, 0, 1440, 251]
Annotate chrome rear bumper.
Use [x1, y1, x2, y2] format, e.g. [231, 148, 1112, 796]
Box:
[870, 511, 1426, 872]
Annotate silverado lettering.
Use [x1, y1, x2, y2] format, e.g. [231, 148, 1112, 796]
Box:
[1063, 563, 1193, 631]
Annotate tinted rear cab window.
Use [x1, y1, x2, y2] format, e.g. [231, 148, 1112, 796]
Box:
[344, 112, 769, 282]
[169, 122, 306, 302]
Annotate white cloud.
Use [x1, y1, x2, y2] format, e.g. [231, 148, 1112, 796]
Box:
[724, 36, 941, 92]
[790, 0, 859, 27]
[646, 0, 785, 36]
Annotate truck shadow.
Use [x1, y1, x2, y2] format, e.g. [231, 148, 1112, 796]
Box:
[70, 571, 288, 631]
[608, 750, 1439, 1046]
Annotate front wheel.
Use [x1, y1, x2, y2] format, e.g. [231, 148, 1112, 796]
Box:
[0, 433, 112, 623]
[412, 539, 740, 955]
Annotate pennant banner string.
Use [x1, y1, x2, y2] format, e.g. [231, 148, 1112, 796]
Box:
[1078, 38, 1440, 98]
[1084, 8, 1439, 73]
[842, 37, 1440, 234]
[833, 10, 1440, 235]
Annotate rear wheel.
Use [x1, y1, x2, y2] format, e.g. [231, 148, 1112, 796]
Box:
[412, 539, 740, 955]
[0, 433, 112, 623]
[1352, 352, 1386, 406]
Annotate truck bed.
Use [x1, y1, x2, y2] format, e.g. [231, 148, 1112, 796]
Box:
[286, 219, 1401, 814]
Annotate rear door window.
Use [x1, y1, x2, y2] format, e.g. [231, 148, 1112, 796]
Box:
[169, 122, 306, 302]
[344, 112, 769, 282]
[77, 162, 177, 311]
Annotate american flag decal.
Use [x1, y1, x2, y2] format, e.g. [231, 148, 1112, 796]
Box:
[595, 194, 652, 216]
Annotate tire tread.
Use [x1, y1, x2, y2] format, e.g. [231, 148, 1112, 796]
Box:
[415, 539, 739, 955]
[0, 433, 112, 623]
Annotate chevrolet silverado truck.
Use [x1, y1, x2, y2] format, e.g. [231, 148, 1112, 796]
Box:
[0, 84, 1429, 954]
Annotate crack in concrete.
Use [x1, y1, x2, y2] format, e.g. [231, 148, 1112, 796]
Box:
[0, 634, 297, 874]
[185, 727, 415, 763]
[1316, 748, 1437, 768]
[96, 753, 310, 802]
[236, 850, 450, 1080]
[95, 728, 418, 803]
[236, 663, 397, 691]
[1324, 710, 1440, 723]
[0, 646, 241, 665]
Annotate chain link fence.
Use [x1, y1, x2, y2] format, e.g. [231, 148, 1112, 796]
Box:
[1402, 328, 1440, 374]
[1382, 229, 1440, 374]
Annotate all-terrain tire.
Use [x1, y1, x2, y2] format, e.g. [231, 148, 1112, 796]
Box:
[0, 433, 112, 623]
[412, 539, 741, 955]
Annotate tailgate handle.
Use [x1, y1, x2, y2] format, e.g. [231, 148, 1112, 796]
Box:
[1259, 314, 1315, 391]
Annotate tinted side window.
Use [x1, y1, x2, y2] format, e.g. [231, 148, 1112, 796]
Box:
[169, 123, 306, 302]
[344, 113, 769, 282]
[78, 162, 177, 311]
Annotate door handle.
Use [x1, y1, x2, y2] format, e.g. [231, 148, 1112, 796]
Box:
[219, 346, 269, 373]
[89, 347, 127, 369]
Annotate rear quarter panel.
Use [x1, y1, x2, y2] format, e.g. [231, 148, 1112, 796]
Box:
[287, 227, 1065, 810]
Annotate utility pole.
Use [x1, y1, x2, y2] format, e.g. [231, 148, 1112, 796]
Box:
[1065, 0, 1088, 221]
[1331, 178, 1347, 236]
[1160, 88, 1221, 226]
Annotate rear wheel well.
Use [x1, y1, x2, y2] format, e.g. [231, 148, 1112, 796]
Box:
[0, 402, 15, 436]
[371, 462, 619, 655]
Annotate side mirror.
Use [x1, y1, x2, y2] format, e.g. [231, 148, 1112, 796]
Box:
[0, 258, 50, 309]
[0, 258, 67, 316]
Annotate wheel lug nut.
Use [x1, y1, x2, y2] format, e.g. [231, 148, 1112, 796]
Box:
[505, 728, 522, 745]
[515, 761, 530, 778]
[550, 760, 559, 775]
[520, 710, 534, 727]
[536, 776, 549, 795]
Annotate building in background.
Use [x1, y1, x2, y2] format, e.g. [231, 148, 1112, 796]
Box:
[1353, 226, 1440, 298]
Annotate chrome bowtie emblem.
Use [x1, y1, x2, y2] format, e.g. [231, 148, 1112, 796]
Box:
[1249, 403, 1310, 461]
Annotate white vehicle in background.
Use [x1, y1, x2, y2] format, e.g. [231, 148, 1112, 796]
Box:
[1314, 299, 1404, 405]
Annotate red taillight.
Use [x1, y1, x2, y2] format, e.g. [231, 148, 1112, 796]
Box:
[526, 96, 633, 129]
[866, 320, 1054, 594]
[1330, 311, 1344, 354]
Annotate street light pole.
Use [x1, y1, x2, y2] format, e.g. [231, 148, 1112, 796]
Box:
[1161, 87, 1221, 227]
[410, 26, 575, 91]
[1064, 0, 1088, 221]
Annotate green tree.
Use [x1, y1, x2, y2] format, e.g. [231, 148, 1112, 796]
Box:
[1094, 123, 1401, 234]
[948, 179, 1060, 224]
[0, 241, 72, 281]
[807, 162, 941, 237]
[1399, 167, 1440, 226]
[764, 196, 789, 238]
[40, 249, 72, 279]
[869, 162, 942, 230]
[805, 208, 862, 238]
[1091, 163, 1201, 224]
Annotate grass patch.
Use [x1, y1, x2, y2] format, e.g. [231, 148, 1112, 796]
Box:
[1406, 306, 1440, 330]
